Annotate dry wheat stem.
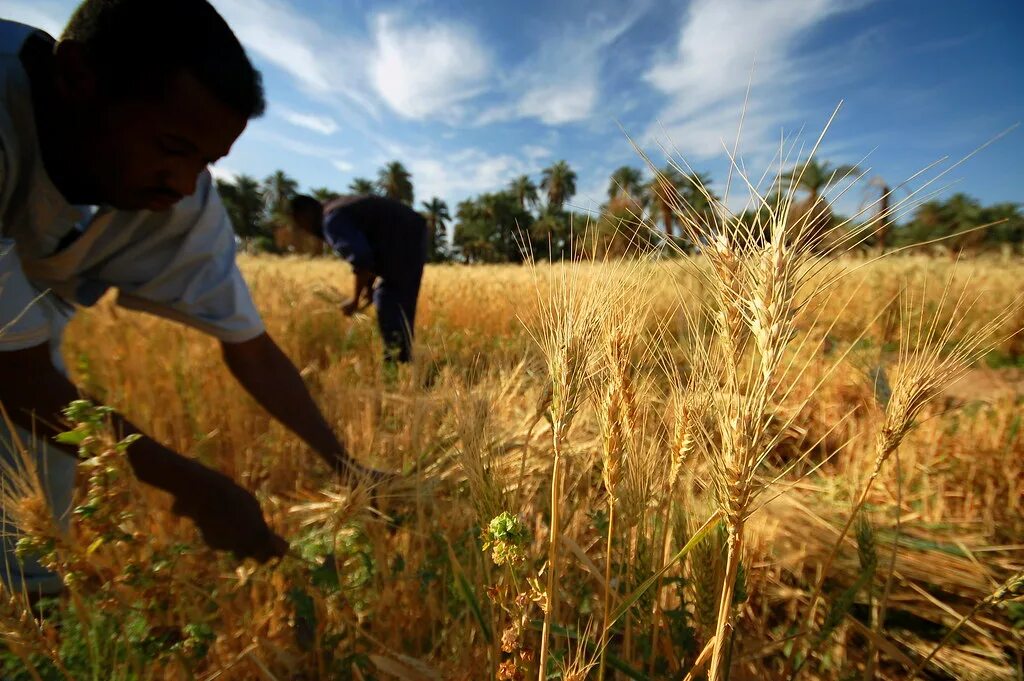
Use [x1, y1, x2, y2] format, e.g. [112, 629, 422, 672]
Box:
[596, 499, 616, 681]
[790, 278, 1021, 679]
[909, 569, 1024, 680]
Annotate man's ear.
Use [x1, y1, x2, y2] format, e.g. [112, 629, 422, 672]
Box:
[53, 40, 100, 103]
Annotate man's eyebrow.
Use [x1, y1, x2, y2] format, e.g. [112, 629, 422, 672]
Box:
[166, 133, 230, 164]
[163, 134, 200, 153]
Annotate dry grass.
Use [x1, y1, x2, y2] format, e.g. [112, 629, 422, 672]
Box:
[0, 227, 1022, 679]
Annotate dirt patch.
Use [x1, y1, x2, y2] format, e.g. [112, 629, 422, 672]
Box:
[945, 367, 1024, 404]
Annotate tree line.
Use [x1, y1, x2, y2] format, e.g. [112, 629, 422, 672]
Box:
[216, 158, 1023, 262]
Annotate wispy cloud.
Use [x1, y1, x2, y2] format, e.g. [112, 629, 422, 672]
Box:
[331, 159, 354, 173]
[643, 0, 866, 160]
[209, 164, 240, 183]
[249, 127, 349, 161]
[211, 1, 497, 140]
[210, 0, 380, 119]
[212, 0, 335, 93]
[522, 145, 553, 163]
[369, 13, 491, 121]
[276, 106, 339, 135]
[478, 2, 652, 127]
[392, 146, 543, 204]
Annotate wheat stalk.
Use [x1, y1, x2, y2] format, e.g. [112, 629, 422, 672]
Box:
[589, 262, 654, 681]
[909, 569, 1024, 680]
[524, 244, 621, 680]
[790, 275, 1024, 678]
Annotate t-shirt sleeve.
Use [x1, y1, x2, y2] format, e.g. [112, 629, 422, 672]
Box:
[113, 171, 265, 343]
[0, 131, 50, 352]
[0, 240, 50, 351]
[323, 210, 376, 272]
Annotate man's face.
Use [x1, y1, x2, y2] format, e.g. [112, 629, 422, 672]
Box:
[69, 65, 247, 211]
[291, 208, 320, 237]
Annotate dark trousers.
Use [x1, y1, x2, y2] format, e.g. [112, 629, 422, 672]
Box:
[373, 260, 424, 364]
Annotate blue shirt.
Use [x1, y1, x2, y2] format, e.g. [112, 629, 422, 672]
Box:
[321, 196, 427, 280]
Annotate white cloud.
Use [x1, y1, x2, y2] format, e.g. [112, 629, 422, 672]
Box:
[249, 125, 354, 161]
[276, 106, 339, 135]
[643, 0, 865, 160]
[518, 83, 598, 126]
[369, 13, 491, 121]
[331, 159, 354, 173]
[212, 0, 333, 93]
[396, 147, 532, 205]
[210, 0, 381, 119]
[3, 1, 73, 37]
[209, 164, 240, 183]
[522, 145, 553, 162]
[477, 3, 651, 127]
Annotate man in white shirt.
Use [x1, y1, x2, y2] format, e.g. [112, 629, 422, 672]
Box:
[0, 0, 376, 597]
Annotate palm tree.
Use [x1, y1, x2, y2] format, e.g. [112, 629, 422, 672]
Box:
[421, 197, 451, 262]
[509, 175, 539, 212]
[945, 193, 982, 231]
[540, 160, 577, 213]
[453, 198, 495, 263]
[780, 159, 859, 206]
[983, 202, 1024, 245]
[945, 193, 985, 258]
[530, 212, 571, 259]
[349, 177, 378, 196]
[646, 165, 685, 238]
[262, 170, 298, 222]
[310, 187, 340, 203]
[235, 175, 265, 235]
[680, 171, 716, 227]
[915, 200, 946, 228]
[218, 173, 267, 240]
[607, 166, 644, 202]
[780, 159, 859, 248]
[866, 177, 893, 252]
[378, 161, 414, 205]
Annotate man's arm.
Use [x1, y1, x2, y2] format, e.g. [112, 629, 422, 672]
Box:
[1, 345, 197, 494]
[0, 344, 286, 561]
[343, 268, 375, 315]
[221, 332, 376, 484]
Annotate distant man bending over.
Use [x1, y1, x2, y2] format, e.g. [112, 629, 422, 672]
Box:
[289, 195, 428, 364]
[0, 0, 380, 598]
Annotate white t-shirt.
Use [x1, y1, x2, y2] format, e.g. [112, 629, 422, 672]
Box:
[0, 20, 264, 367]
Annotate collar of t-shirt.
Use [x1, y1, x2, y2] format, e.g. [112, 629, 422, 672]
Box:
[52, 205, 99, 255]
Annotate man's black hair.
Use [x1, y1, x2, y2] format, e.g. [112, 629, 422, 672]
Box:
[62, 0, 265, 119]
[289, 194, 325, 237]
[289, 194, 323, 217]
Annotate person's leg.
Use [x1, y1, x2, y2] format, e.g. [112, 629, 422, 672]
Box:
[393, 264, 421, 358]
[373, 280, 413, 364]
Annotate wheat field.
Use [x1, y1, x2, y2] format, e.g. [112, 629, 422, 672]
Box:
[1, 247, 1022, 680]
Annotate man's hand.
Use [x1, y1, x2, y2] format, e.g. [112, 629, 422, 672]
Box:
[340, 298, 360, 316]
[334, 453, 392, 489]
[170, 465, 288, 563]
[0, 342, 289, 558]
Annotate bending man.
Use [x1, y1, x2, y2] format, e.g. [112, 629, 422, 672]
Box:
[0, 0, 378, 598]
[290, 194, 428, 364]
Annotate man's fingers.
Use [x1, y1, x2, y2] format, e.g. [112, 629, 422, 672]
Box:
[170, 498, 191, 517]
[268, 533, 290, 559]
[248, 530, 289, 564]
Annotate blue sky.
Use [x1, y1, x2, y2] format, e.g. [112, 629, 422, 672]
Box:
[6, 0, 1024, 218]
